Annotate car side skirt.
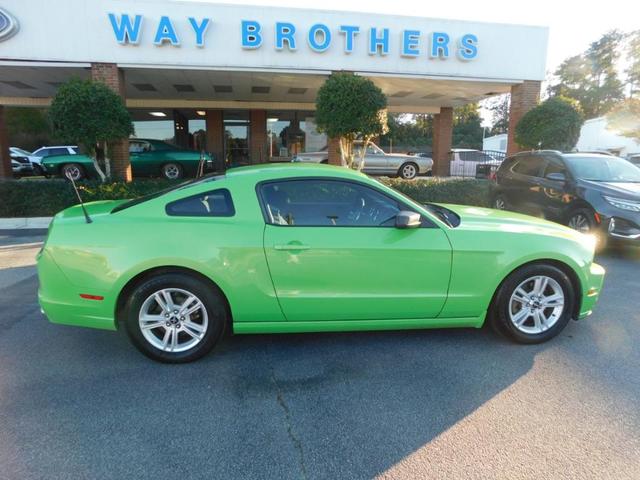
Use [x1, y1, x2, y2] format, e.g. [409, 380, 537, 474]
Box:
[233, 315, 486, 334]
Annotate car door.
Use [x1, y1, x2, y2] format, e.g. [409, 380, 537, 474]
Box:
[360, 144, 388, 174]
[260, 178, 452, 322]
[129, 140, 154, 176]
[538, 155, 575, 221]
[506, 155, 546, 215]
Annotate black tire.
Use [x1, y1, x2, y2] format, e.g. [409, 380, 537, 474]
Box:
[489, 263, 575, 344]
[123, 273, 227, 363]
[33, 164, 45, 176]
[493, 194, 510, 211]
[61, 163, 85, 181]
[161, 162, 183, 180]
[320, 159, 328, 164]
[399, 162, 418, 180]
[565, 207, 596, 234]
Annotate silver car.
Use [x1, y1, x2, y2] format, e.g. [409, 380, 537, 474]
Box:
[293, 142, 432, 179]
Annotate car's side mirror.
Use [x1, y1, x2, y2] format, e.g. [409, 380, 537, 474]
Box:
[545, 172, 566, 182]
[395, 211, 421, 229]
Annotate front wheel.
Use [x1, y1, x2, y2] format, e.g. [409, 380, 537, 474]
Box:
[161, 162, 183, 180]
[489, 264, 575, 344]
[398, 162, 418, 180]
[566, 208, 596, 234]
[123, 273, 227, 363]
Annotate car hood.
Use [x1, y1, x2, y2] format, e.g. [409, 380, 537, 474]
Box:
[578, 179, 640, 199]
[436, 203, 588, 243]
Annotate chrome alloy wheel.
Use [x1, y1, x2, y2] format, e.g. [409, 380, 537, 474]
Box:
[138, 288, 208, 353]
[163, 164, 181, 180]
[568, 213, 591, 233]
[401, 163, 417, 179]
[63, 165, 82, 181]
[508, 275, 565, 334]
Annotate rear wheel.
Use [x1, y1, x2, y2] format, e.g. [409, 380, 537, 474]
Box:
[399, 162, 418, 180]
[493, 194, 509, 210]
[161, 162, 183, 180]
[489, 264, 575, 344]
[61, 163, 85, 181]
[123, 273, 227, 363]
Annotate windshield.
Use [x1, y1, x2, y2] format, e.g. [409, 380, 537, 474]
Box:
[12, 147, 32, 156]
[111, 173, 224, 213]
[564, 155, 640, 182]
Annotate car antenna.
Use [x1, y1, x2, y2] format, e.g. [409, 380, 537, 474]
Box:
[66, 171, 92, 224]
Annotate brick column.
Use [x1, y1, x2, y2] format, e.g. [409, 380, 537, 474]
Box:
[0, 106, 10, 180]
[249, 109, 267, 164]
[205, 110, 224, 171]
[91, 63, 131, 181]
[432, 107, 453, 176]
[327, 137, 342, 166]
[507, 80, 541, 156]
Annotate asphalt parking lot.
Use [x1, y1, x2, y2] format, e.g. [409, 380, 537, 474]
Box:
[0, 230, 639, 480]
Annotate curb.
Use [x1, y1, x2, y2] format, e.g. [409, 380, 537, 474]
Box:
[0, 217, 53, 229]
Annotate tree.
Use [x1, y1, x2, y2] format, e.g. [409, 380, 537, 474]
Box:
[627, 30, 640, 98]
[515, 96, 583, 151]
[485, 94, 510, 135]
[452, 103, 483, 149]
[607, 98, 640, 140]
[315, 73, 388, 169]
[379, 113, 432, 150]
[6, 108, 52, 151]
[548, 31, 625, 118]
[49, 78, 134, 181]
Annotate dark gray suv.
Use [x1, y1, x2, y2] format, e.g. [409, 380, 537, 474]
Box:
[491, 151, 640, 244]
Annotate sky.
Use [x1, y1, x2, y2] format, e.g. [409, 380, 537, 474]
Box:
[190, 0, 638, 75]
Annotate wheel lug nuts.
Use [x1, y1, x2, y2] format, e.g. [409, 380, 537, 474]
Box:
[165, 313, 169, 318]
[165, 322, 171, 327]
[180, 316, 185, 321]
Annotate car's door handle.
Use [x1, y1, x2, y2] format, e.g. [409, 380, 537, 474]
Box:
[274, 243, 311, 251]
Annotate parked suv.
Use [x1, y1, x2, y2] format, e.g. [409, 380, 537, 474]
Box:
[491, 151, 640, 243]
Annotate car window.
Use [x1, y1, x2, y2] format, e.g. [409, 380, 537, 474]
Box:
[129, 141, 149, 153]
[543, 157, 568, 177]
[165, 189, 235, 217]
[563, 155, 640, 182]
[260, 179, 404, 227]
[511, 156, 545, 177]
[70, 147, 79, 154]
[44, 148, 70, 156]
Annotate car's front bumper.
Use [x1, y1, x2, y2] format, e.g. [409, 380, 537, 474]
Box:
[578, 262, 605, 319]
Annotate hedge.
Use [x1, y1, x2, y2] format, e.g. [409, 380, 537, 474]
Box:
[0, 177, 490, 218]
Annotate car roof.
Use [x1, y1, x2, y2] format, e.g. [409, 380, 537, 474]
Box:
[226, 162, 369, 181]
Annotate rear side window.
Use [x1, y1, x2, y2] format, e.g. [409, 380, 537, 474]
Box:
[511, 156, 545, 177]
[165, 189, 235, 217]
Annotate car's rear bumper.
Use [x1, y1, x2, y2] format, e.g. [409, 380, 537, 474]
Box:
[37, 249, 116, 331]
[578, 262, 605, 319]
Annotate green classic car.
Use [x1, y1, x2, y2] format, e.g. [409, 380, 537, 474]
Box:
[38, 164, 605, 363]
[41, 138, 213, 180]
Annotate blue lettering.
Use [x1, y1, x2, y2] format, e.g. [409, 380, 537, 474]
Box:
[188, 17, 210, 47]
[276, 22, 296, 50]
[308, 23, 331, 52]
[339, 25, 359, 53]
[458, 33, 478, 60]
[369, 27, 389, 55]
[431, 32, 450, 58]
[108, 13, 143, 44]
[154, 16, 180, 45]
[241, 20, 262, 49]
[402, 30, 420, 57]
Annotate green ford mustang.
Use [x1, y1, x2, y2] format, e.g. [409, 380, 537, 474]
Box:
[41, 138, 213, 180]
[37, 164, 605, 363]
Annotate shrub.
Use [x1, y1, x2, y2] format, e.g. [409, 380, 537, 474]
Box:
[515, 96, 584, 151]
[0, 177, 490, 218]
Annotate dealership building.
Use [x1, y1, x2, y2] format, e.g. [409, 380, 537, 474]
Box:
[0, 0, 548, 179]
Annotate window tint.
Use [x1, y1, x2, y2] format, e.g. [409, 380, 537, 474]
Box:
[165, 189, 235, 217]
[46, 148, 70, 156]
[543, 157, 567, 177]
[260, 180, 404, 227]
[511, 156, 545, 177]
